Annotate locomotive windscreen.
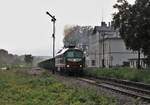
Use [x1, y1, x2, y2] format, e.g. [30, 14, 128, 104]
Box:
[66, 50, 83, 58]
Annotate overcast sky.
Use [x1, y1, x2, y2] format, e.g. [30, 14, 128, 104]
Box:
[0, 0, 135, 56]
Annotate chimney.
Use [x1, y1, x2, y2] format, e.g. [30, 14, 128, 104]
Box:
[108, 22, 111, 27]
[101, 21, 107, 27]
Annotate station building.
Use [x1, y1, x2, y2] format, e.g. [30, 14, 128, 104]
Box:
[86, 22, 146, 68]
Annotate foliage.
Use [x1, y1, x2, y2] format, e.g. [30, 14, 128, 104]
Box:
[113, 0, 150, 65]
[0, 49, 22, 65]
[84, 67, 150, 84]
[0, 69, 116, 105]
[24, 54, 33, 64]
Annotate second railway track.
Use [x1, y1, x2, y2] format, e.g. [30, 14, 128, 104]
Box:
[78, 77, 150, 102]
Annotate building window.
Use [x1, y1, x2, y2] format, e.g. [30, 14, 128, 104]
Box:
[91, 60, 96, 66]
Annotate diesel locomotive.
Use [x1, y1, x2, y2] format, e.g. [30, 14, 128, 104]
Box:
[55, 47, 85, 74]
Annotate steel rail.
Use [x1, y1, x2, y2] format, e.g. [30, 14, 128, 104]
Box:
[94, 76, 150, 90]
[78, 78, 150, 102]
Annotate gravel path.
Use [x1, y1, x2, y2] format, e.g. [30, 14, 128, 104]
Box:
[27, 67, 44, 75]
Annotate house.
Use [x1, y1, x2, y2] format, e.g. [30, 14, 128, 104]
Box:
[129, 58, 147, 69]
[87, 21, 144, 68]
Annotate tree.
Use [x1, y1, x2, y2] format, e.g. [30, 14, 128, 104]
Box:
[113, 0, 150, 68]
[136, 0, 150, 65]
[24, 54, 33, 64]
[0, 49, 22, 65]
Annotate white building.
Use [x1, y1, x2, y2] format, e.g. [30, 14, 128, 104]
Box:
[129, 58, 147, 69]
[87, 22, 145, 68]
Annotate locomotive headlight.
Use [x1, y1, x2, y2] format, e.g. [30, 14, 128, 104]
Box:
[80, 65, 82, 67]
[67, 58, 81, 62]
[67, 65, 70, 67]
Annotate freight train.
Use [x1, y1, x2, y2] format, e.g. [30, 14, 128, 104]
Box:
[38, 46, 85, 75]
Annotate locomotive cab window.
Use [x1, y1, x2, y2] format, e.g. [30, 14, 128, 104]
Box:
[66, 52, 74, 57]
[66, 50, 83, 58]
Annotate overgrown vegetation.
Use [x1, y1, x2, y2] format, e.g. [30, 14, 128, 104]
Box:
[0, 69, 116, 105]
[84, 67, 150, 84]
[0, 64, 33, 70]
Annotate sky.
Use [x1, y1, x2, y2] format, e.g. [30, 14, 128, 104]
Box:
[0, 0, 135, 56]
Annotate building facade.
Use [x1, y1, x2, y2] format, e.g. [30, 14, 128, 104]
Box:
[87, 22, 144, 68]
[129, 58, 147, 69]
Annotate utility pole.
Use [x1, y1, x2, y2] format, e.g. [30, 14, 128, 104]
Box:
[46, 11, 56, 58]
[46, 11, 56, 74]
[101, 31, 113, 68]
[102, 32, 105, 68]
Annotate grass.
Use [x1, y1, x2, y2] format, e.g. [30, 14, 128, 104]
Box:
[84, 67, 150, 84]
[0, 69, 116, 105]
[0, 64, 29, 70]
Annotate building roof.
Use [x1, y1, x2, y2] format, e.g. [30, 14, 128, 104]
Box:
[92, 25, 120, 40]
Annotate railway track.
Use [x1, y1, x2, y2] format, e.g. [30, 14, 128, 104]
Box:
[78, 77, 150, 102]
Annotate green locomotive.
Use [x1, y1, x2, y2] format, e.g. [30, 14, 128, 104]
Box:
[55, 47, 85, 75]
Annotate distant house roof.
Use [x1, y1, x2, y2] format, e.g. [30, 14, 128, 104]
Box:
[92, 25, 120, 40]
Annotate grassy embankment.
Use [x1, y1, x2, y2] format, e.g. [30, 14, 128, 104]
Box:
[84, 67, 150, 84]
[0, 64, 32, 70]
[0, 69, 116, 105]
